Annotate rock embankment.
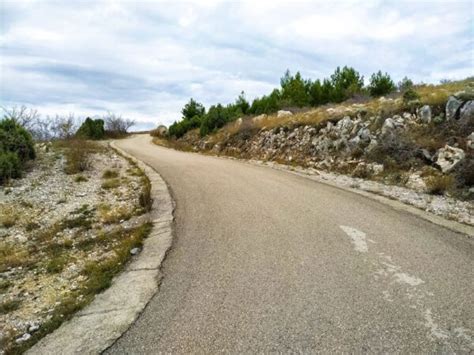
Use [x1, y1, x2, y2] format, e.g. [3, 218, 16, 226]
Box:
[169, 88, 474, 225]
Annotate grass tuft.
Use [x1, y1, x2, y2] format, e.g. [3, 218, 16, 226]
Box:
[102, 169, 119, 179]
[0, 299, 21, 314]
[101, 178, 120, 189]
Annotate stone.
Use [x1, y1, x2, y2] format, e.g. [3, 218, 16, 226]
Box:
[370, 164, 384, 175]
[454, 89, 474, 101]
[29, 323, 40, 333]
[236, 118, 243, 125]
[277, 110, 292, 118]
[16, 333, 31, 344]
[418, 105, 432, 123]
[406, 172, 426, 191]
[403, 112, 413, 120]
[14, 234, 28, 243]
[467, 132, 474, 150]
[337, 116, 354, 133]
[460, 100, 474, 122]
[446, 96, 463, 120]
[381, 118, 396, 135]
[435, 145, 466, 173]
[357, 128, 371, 142]
[420, 149, 433, 162]
[252, 114, 267, 123]
[130, 247, 141, 255]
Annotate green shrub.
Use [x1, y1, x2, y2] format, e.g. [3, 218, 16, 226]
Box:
[76, 117, 105, 139]
[0, 118, 36, 161]
[0, 151, 22, 183]
[368, 70, 396, 97]
[0, 118, 35, 183]
[402, 88, 421, 103]
[102, 169, 119, 179]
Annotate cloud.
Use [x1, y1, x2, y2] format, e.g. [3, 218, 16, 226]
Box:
[0, 0, 473, 126]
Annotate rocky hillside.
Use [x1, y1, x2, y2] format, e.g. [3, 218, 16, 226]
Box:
[158, 80, 474, 212]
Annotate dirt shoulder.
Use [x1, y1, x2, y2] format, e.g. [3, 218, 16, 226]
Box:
[0, 140, 151, 353]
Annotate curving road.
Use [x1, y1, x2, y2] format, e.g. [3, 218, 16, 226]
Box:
[108, 134, 473, 353]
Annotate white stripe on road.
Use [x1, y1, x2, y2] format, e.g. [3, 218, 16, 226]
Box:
[340, 225, 368, 253]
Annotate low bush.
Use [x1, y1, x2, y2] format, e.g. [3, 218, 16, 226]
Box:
[55, 139, 102, 175]
[102, 169, 119, 179]
[0, 118, 35, 183]
[0, 299, 21, 314]
[101, 178, 120, 189]
[0, 151, 22, 183]
[425, 175, 455, 195]
[75, 117, 105, 140]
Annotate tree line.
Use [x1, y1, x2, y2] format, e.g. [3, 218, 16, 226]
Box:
[169, 67, 412, 138]
[0, 108, 135, 183]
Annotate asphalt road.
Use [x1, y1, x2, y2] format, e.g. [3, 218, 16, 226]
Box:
[108, 134, 473, 353]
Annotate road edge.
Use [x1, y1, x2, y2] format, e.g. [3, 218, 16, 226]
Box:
[153, 138, 473, 238]
[251, 160, 474, 238]
[27, 141, 175, 355]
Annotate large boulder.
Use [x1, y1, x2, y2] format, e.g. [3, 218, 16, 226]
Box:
[454, 88, 474, 101]
[460, 101, 474, 122]
[252, 114, 267, 123]
[435, 145, 466, 173]
[467, 132, 474, 150]
[417, 105, 432, 123]
[337, 116, 354, 134]
[277, 110, 292, 118]
[446, 96, 463, 120]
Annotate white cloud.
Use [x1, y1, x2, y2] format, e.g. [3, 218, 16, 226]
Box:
[0, 0, 473, 126]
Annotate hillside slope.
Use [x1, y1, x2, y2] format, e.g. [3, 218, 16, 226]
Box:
[156, 80, 474, 222]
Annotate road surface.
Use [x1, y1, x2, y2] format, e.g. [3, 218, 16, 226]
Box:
[108, 134, 473, 353]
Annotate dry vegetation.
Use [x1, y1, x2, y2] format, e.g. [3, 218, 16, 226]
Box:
[0, 140, 153, 353]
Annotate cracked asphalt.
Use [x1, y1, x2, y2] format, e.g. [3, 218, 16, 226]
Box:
[107, 134, 473, 353]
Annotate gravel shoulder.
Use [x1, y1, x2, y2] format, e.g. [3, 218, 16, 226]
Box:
[0, 140, 164, 353]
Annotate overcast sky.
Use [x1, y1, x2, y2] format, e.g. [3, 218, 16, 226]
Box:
[1, 0, 473, 128]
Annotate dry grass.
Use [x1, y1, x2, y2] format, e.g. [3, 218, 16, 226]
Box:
[97, 204, 133, 224]
[203, 78, 473, 143]
[8, 223, 152, 354]
[101, 178, 120, 189]
[0, 242, 33, 272]
[0, 206, 18, 228]
[74, 175, 88, 182]
[425, 175, 456, 195]
[416, 79, 470, 107]
[53, 139, 104, 175]
[0, 299, 21, 315]
[102, 169, 119, 179]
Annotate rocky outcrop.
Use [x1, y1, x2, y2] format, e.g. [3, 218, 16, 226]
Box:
[446, 88, 474, 121]
[277, 110, 293, 118]
[435, 145, 466, 173]
[418, 105, 432, 123]
[175, 91, 473, 201]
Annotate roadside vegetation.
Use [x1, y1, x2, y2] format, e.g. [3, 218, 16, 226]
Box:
[158, 75, 474, 209]
[167, 66, 407, 139]
[0, 108, 154, 353]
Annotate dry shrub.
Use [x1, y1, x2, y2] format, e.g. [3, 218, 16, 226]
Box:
[425, 175, 455, 195]
[54, 139, 103, 175]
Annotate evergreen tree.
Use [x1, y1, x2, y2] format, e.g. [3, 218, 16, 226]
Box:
[368, 71, 396, 97]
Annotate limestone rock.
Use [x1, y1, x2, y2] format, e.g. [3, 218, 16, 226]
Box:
[418, 105, 432, 123]
[252, 114, 267, 123]
[277, 110, 292, 118]
[460, 100, 474, 122]
[467, 132, 474, 150]
[435, 145, 466, 173]
[446, 96, 463, 120]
